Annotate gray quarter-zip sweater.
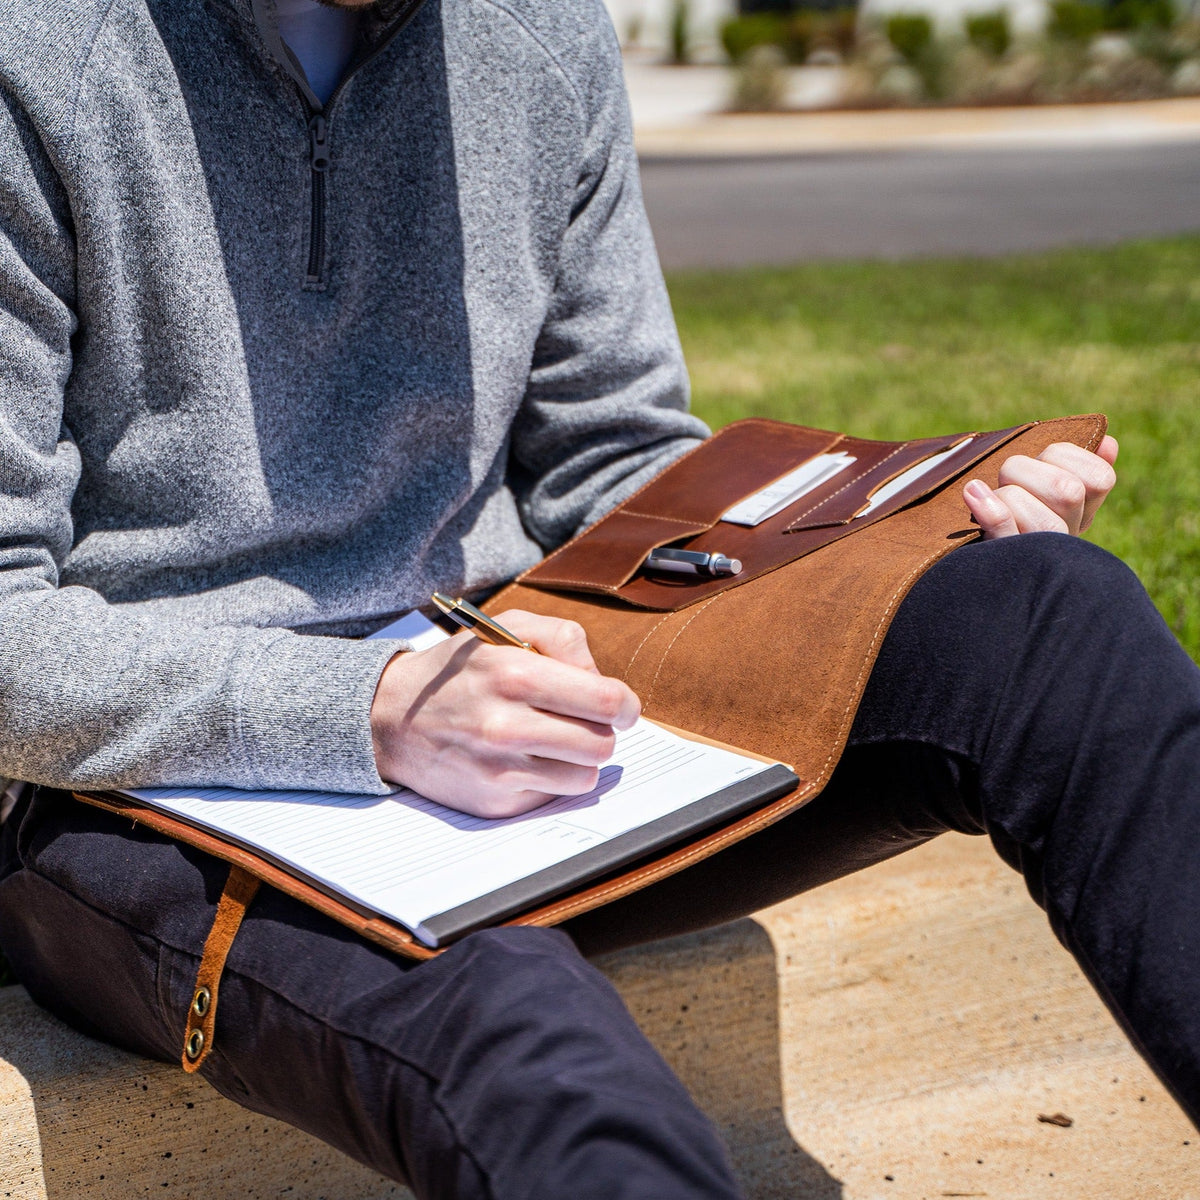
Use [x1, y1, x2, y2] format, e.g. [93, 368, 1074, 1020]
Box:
[0, 0, 706, 796]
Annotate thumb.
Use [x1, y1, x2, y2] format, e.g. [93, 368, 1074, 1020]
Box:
[964, 479, 1020, 539]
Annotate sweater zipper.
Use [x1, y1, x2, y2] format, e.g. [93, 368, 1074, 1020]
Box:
[306, 114, 330, 285]
[299, 0, 427, 288]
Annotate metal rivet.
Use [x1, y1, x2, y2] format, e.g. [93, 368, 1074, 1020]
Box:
[191, 986, 211, 1018]
[185, 1029, 205, 1061]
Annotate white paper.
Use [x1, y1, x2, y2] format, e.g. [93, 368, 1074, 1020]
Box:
[721, 452, 857, 527]
[854, 438, 974, 519]
[367, 609, 451, 649]
[124, 721, 774, 946]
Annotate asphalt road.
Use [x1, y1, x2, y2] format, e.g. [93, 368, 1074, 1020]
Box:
[639, 141, 1200, 270]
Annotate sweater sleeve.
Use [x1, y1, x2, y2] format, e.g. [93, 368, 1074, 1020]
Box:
[507, 4, 709, 552]
[0, 89, 398, 795]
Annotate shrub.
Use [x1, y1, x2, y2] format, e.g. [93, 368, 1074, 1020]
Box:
[965, 10, 1012, 57]
[1106, 0, 1174, 31]
[796, 9, 859, 59]
[825, 9, 860, 58]
[786, 11, 819, 60]
[721, 13, 789, 61]
[723, 8, 858, 65]
[731, 44, 790, 109]
[1049, 0, 1106, 40]
[669, 0, 690, 64]
[886, 13, 935, 62]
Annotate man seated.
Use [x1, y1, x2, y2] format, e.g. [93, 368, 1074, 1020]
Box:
[0, 1, 1193, 1197]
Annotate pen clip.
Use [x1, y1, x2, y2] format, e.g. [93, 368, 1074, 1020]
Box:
[431, 593, 536, 652]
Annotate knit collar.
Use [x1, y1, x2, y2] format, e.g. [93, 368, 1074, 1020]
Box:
[210, 0, 428, 111]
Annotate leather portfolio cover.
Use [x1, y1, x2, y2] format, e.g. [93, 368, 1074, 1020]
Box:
[482, 413, 1109, 923]
[75, 412, 1107, 959]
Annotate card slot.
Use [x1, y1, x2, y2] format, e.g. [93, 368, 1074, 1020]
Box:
[619, 423, 845, 528]
[784, 432, 975, 532]
[845, 423, 1029, 528]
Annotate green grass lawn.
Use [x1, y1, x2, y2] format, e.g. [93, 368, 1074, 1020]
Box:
[668, 235, 1200, 662]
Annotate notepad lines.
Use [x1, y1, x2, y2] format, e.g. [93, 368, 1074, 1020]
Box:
[125, 717, 778, 937]
[351, 809, 553, 889]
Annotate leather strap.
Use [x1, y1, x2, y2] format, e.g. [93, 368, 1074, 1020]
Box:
[181, 865, 261, 1073]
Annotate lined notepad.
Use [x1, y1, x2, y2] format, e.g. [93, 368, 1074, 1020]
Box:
[125, 720, 792, 946]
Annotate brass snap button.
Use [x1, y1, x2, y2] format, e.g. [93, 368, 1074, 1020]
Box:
[185, 1029, 206, 1061]
[192, 986, 212, 1018]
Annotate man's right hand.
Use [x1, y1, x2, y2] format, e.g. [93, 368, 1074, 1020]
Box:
[369, 611, 641, 819]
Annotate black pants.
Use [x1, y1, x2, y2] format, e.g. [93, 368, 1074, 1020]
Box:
[2, 534, 1197, 1198]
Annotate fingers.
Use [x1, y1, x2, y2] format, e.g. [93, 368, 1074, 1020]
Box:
[479, 704, 618, 770]
[480, 642, 641, 731]
[495, 610, 600, 673]
[1034, 440, 1118, 531]
[963, 479, 1021, 538]
[996, 453, 1088, 534]
[964, 438, 1120, 539]
[965, 476, 1075, 538]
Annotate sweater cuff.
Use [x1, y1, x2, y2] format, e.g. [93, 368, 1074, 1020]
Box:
[230, 631, 404, 795]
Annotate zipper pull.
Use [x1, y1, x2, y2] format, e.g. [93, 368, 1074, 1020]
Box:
[309, 114, 330, 173]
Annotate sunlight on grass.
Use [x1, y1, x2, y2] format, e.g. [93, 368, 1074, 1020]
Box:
[668, 237, 1200, 659]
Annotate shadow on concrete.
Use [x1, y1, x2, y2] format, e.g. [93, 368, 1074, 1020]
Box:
[594, 918, 843, 1200]
[0, 988, 402, 1199]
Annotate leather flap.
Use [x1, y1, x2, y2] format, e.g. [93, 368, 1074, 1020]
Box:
[784, 429, 999, 531]
[520, 418, 1033, 612]
[523, 421, 844, 597]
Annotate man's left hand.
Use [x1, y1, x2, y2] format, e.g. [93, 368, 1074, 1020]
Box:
[963, 435, 1119, 539]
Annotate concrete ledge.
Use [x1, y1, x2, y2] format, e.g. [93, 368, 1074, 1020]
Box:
[0, 988, 405, 1199]
[605, 835, 1199, 1197]
[5, 834, 1197, 1198]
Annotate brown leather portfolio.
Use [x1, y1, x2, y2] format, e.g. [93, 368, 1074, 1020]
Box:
[479, 412, 1107, 915]
[73, 412, 1106, 1069]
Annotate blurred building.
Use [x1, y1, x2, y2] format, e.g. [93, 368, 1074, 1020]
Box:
[604, 0, 737, 61]
[603, 0, 1052, 55]
[860, 0, 1048, 36]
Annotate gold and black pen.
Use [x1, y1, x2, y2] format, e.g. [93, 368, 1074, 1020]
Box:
[431, 593, 537, 652]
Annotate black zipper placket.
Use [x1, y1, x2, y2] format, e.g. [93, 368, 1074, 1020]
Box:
[306, 112, 331, 284]
[299, 0, 428, 288]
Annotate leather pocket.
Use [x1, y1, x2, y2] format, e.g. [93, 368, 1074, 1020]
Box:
[520, 418, 1034, 612]
[525, 420, 844, 594]
[784, 426, 1020, 532]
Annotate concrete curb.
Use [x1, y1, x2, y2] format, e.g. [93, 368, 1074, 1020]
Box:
[634, 95, 1200, 158]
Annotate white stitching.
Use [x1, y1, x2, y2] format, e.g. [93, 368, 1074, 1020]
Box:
[785, 442, 910, 529]
[625, 611, 676, 678]
[644, 594, 722, 711]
